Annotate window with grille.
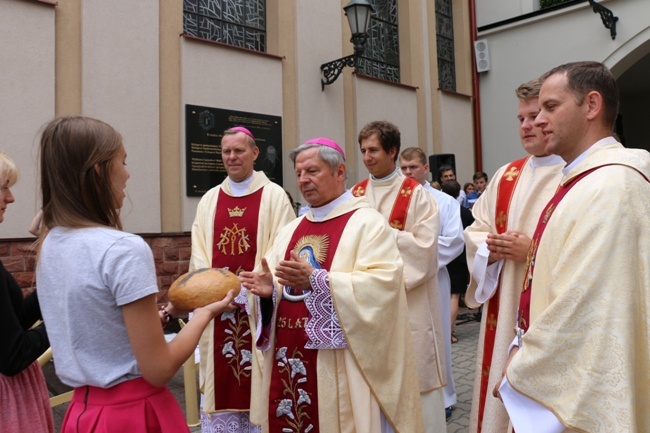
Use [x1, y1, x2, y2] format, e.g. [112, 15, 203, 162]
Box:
[183, 0, 266, 52]
[435, 0, 456, 91]
[357, 0, 400, 83]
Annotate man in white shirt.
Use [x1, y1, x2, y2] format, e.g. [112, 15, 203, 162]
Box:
[400, 147, 464, 419]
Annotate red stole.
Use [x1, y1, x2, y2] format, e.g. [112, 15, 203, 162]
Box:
[269, 211, 356, 433]
[352, 177, 419, 230]
[477, 157, 528, 431]
[517, 164, 628, 332]
[211, 188, 263, 410]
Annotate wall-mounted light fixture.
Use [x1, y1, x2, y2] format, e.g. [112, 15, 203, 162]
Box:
[587, 0, 618, 40]
[320, 0, 374, 91]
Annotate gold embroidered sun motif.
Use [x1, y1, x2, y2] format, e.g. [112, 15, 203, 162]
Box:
[292, 235, 329, 267]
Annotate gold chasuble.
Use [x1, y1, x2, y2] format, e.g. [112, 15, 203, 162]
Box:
[252, 196, 423, 433]
[507, 143, 650, 432]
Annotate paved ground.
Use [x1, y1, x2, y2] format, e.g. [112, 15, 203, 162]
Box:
[447, 310, 481, 433]
[45, 307, 481, 432]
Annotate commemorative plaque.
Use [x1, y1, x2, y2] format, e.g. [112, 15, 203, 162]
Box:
[185, 105, 283, 196]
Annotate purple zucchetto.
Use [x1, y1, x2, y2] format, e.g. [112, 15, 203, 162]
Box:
[305, 137, 345, 158]
[227, 126, 255, 141]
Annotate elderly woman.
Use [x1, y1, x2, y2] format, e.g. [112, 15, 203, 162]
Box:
[0, 151, 53, 432]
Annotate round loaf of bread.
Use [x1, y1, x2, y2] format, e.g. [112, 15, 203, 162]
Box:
[168, 268, 241, 310]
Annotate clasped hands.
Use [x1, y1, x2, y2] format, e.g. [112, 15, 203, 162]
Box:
[486, 231, 531, 264]
[239, 251, 315, 298]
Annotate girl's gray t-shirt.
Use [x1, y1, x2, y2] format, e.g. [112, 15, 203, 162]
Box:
[37, 226, 159, 388]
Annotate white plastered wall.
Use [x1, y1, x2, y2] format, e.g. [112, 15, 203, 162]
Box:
[438, 93, 475, 183]
[352, 77, 419, 185]
[82, 0, 161, 233]
[0, 1, 55, 238]
[294, 1, 348, 147]
[476, 0, 648, 177]
[292, 0, 353, 203]
[477, 0, 542, 28]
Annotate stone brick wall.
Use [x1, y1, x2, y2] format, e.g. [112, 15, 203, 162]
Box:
[0, 233, 192, 301]
[142, 233, 192, 302]
[0, 239, 38, 295]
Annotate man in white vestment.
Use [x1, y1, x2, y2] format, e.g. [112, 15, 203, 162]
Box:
[400, 146, 464, 419]
[464, 79, 564, 433]
[353, 121, 447, 433]
[190, 126, 295, 433]
[498, 61, 650, 433]
[241, 137, 424, 433]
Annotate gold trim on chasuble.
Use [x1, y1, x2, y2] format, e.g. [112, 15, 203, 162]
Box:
[351, 178, 368, 197]
[351, 177, 419, 231]
[476, 156, 528, 432]
[211, 188, 263, 410]
[216, 205, 251, 274]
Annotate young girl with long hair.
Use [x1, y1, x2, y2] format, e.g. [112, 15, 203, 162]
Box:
[36, 116, 234, 432]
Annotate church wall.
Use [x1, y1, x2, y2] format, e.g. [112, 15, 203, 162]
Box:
[475, 0, 650, 177]
[0, 0, 55, 238]
[0, 0, 477, 291]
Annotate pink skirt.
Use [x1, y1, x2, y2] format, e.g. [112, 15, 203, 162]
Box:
[61, 377, 189, 433]
[0, 360, 54, 433]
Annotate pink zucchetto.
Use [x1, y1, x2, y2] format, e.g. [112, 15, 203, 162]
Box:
[305, 137, 345, 158]
[227, 126, 255, 141]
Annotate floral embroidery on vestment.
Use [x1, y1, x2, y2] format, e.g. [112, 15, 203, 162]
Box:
[274, 347, 315, 432]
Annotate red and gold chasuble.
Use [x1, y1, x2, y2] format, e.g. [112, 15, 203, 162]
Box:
[352, 177, 419, 230]
[477, 157, 528, 432]
[211, 188, 262, 410]
[269, 211, 355, 433]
